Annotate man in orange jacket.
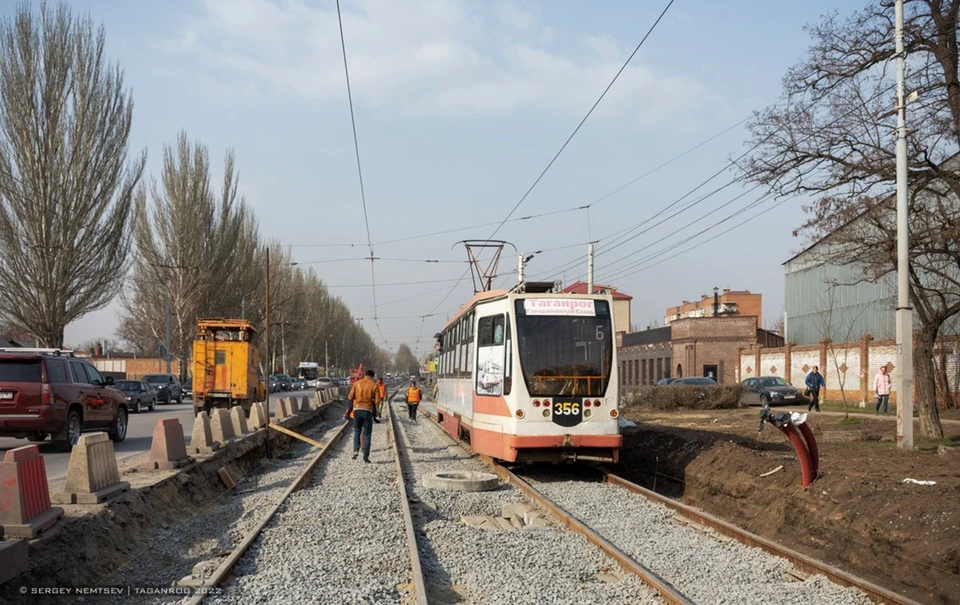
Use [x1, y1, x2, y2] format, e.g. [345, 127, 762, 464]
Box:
[406, 380, 422, 422]
[376, 377, 387, 418]
[348, 370, 381, 463]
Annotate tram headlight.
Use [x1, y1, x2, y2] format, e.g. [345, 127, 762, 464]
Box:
[584, 409, 592, 418]
[609, 409, 619, 418]
[516, 409, 525, 419]
[542, 409, 550, 418]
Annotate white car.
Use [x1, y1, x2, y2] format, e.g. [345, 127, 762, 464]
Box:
[317, 377, 334, 389]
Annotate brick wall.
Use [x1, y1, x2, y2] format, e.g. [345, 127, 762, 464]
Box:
[671, 316, 758, 385]
[91, 357, 182, 380]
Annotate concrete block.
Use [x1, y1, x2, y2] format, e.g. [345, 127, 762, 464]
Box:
[0, 446, 64, 538]
[218, 467, 237, 490]
[52, 433, 129, 505]
[301, 395, 311, 412]
[210, 409, 236, 443]
[461, 515, 487, 527]
[502, 503, 536, 520]
[526, 514, 551, 528]
[190, 412, 221, 455]
[523, 509, 546, 526]
[509, 516, 525, 529]
[230, 406, 250, 436]
[494, 517, 514, 530]
[478, 519, 500, 531]
[0, 539, 29, 584]
[249, 402, 268, 429]
[422, 470, 499, 492]
[144, 418, 193, 470]
[275, 398, 293, 421]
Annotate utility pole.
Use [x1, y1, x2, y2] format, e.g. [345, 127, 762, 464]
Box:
[587, 243, 595, 294]
[281, 321, 287, 376]
[265, 248, 271, 377]
[517, 254, 524, 284]
[325, 340, 329, 377]
[164, 290, 171, 374]
[894, 0, 914, 450]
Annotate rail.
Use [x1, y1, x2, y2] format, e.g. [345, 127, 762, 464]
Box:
[598, 471, 923, 605]
[386, 390, 429, 605]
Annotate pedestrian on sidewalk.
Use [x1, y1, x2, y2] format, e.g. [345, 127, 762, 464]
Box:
[347, 370, 379, 463]
[874, 365, 892, 415]
[406, 380, 422, 422]
[805, 366, 826, 412]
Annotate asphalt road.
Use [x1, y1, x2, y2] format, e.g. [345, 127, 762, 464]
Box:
[0, 391, 317, 482]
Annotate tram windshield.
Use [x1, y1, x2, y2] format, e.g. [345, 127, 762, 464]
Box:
[514, 298, 613, 397]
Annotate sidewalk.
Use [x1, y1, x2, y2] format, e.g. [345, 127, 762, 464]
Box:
[811, 409, 960, 425]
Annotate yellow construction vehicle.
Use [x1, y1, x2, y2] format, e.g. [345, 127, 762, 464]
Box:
[192, 319, 264, 416]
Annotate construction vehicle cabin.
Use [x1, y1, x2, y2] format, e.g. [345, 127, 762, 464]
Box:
[192, 319, 265, 416]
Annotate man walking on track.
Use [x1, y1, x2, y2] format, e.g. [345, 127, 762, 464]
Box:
[348, 370, 381, 463]
[376, 377, 386, 418]
[406, 380, 422, 422]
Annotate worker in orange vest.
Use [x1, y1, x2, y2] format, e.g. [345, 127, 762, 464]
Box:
[376, 377, 386, 418]
[406, 380, 422, 422]
[347, 370, 380, 463]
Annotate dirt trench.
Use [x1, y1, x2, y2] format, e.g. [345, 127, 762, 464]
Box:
[616, 409, 960, 605]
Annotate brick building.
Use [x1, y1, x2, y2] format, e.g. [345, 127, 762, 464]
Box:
[561, 281, 632, 333]
[619, 300, 783, 388]
[665, 289, 762, 327]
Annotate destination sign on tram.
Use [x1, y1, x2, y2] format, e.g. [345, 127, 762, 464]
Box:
[523, 299, 596, 316]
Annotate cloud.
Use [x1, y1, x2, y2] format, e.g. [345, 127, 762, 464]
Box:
[158, 0, 707, 123]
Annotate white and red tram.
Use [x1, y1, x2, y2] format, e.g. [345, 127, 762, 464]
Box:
[433, 288, 621, 463]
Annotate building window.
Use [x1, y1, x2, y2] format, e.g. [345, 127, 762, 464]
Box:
[641, 357, 647, 385]
[634, 360, 640, 386]
[627, 359, 633, 385]
[656, 358, 663, 382]
[664, 358, 671, 379]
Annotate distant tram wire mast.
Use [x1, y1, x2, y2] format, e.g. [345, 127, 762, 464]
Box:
[426, 0, 676, 316]
[335, 0, 387, 346]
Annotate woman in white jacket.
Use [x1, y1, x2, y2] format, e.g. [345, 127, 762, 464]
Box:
[874, 365, 892, 414]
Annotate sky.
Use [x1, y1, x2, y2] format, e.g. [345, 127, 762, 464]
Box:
[14, 0, 874, 358]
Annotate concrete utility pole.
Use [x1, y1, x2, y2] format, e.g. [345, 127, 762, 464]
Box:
[894, 0, 914, 450]
[325, 340, 329, 377]
[587, 243, 595, 294]
[164, 290, 171, 374]
[517, 254, 524, 284]
[265, 248, 271, 377]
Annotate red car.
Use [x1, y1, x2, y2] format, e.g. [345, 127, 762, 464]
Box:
[0, 349, 128, 451]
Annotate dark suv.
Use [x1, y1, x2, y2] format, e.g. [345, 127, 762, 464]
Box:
[143, 373, 183, 404]
[0, 349, 128, 451]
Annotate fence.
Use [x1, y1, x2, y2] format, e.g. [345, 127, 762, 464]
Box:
[737, 335, 960, 409]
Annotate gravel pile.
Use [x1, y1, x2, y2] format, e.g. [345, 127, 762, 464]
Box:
[91, 407, 347, 605]
[394, 398, 662, 605]
[520, 470, 874, 605]
[205, 407, 411, 604]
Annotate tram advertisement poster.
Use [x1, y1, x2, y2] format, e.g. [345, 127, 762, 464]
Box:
[523, 298, 596, 316]
[476, 345, 504, 396]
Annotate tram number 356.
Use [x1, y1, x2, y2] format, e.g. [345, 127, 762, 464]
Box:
[554, 401, 580, 415]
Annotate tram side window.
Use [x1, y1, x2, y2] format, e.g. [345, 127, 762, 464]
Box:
[503, 315, 512, 395]
[476, 315, 506, 396]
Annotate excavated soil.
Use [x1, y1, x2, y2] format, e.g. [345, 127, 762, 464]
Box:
[617, 406, 960, 605]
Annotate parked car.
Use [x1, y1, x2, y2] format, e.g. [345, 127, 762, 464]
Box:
[740, 376, 805, 406]
[656, 378, 677, 385]
[143, 373, 183, 404]
[182, 376, 193, 400]
[114, 380, 157, 413]
[0, 349, 128, 451]
[670, 377, 719, 386]
[268, 376, 279, 393]
[273, 374, 292, 392]
[317, 377, 334, 389]
[291, 377, 307, 391]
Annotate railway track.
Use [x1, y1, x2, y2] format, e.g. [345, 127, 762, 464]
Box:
[415, 398, 916, 605]
[192, 391, 428, 605]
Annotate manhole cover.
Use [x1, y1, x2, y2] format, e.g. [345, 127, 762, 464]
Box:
[422, 470, 499, 492]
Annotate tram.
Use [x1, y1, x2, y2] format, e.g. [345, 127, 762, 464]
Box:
[433, 283, 621, 463]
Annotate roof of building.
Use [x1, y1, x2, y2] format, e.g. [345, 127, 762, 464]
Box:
[560, 281, 633, 300]
[622, 326, 671, 347]
[0, 337, 26, 348]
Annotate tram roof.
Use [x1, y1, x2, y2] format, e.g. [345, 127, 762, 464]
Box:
[442, 289, 510, 331]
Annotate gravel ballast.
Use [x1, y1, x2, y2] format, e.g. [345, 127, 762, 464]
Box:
[520, 469, 874, 605]
[396, 397, 661, 605]
[205, 405, 411, 604]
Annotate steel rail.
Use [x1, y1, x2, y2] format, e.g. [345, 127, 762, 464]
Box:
[387, 391, 430, 605]
[599, 471, 924, 605]
[415, 400, 692, 605]
[186, 406, 351, 605]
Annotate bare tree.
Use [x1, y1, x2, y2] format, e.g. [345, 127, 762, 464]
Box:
[120, 132, 255, 376]
[815, 282, 872, 418]
[394, 344, 420, 376]
[0, 2, 145, 347]
[741, 0, 960, 438]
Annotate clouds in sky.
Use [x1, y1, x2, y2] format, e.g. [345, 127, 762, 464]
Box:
[160, 0, 706, 124]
